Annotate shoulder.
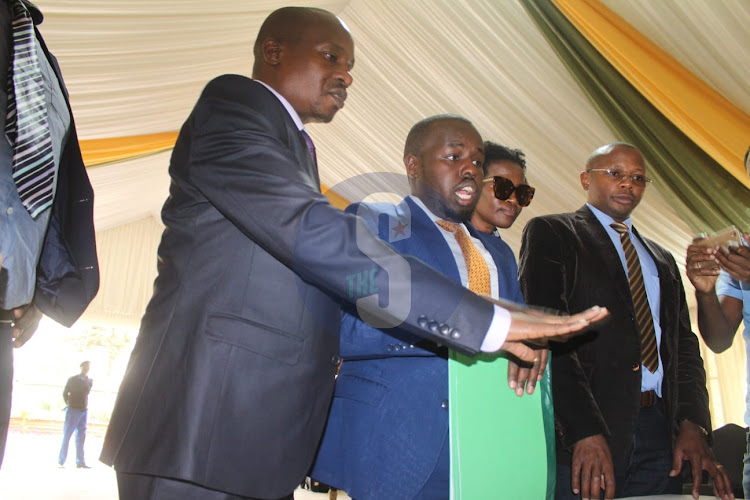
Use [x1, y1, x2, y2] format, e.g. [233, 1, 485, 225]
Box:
[525, 211, 580, 236]
[199, 76, 282, 115]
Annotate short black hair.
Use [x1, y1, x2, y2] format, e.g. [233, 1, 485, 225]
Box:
[403, 114, 472, 160]
[482, 141, 526, 176]
[80, 361, 90, 368]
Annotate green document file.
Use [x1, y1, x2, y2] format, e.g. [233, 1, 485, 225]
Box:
[449, 352, 555, 499]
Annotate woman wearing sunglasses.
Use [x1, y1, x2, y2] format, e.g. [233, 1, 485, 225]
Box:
[470, 142, 556, 499]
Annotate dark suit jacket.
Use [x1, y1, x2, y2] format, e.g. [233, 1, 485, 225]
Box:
[518, 205, 710, 467]
[100, 77, 497, 499]
[312, 198, 524, 499]
[2, 1, 99, 326]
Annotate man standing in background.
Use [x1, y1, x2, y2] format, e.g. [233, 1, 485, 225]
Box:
[0, 0, 99, 469]
[58, 360, 93, 469]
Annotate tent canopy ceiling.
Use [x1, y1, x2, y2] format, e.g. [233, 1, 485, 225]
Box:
[35, 0, 750, 255]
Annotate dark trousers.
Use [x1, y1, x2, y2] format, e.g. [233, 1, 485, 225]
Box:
[555, 399, 682, 499]
[116, 472, 294, 500]
[0, 323, 13, 469]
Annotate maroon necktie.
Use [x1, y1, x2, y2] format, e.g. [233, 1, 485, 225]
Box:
[300, 129, 317, 170]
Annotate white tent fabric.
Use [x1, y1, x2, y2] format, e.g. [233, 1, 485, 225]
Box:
[33, 0, 749, 424]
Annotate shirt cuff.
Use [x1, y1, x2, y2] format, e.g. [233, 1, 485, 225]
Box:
[480, 304, 511, 352]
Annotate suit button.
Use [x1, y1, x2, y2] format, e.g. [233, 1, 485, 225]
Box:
[632, 364, 640, 371]
[418, 316, 428, 328]
[451, 331, 461, 339]
[441, 399, 449, 410]
[331, 355, 341, 365]
[428, 321, 439, 332]
[439, 324, 451, 335]
[387, 344, 395, 351]
[394, 344, 401, 351]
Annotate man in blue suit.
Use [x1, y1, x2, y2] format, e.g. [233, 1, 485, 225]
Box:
[313, 115, 545, 499]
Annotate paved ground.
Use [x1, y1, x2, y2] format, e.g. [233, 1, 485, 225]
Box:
[0, 430, 349, 500]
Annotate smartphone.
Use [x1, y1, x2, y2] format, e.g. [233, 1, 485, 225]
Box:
[695, 226, 745, 250]
[694, 226, 746, 268]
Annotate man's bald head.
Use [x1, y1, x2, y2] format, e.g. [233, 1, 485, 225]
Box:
[251, 7, 354, 124]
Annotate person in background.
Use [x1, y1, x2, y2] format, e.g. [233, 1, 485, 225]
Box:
[519, 142, 732, 500]
[0, 0, 99, 469]
[685, 146, 750, 499]
[58, 360, 93, 469]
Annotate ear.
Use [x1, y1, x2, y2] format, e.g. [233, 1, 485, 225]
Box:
[405, 154, 420, 179]
[262, 39, 282, 66]
[580, 170, 590, 190]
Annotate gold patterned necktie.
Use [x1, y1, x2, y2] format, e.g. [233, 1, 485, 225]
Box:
[5, 0, 56, 218]
[611, 222, 659, 372]
[436, 220, 491, 295]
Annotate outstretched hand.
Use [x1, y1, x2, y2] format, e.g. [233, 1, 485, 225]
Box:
[506, 305, 608, 343]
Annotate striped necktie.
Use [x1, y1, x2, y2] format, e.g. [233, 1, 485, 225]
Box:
[436, 220, 491, 295]
[611, 222, 659, 372]
[5, 0, 56, 219]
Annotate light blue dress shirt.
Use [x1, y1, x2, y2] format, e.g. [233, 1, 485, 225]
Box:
[716, 270, 750, 425]
[0, 29, 70, 309]
[587, 204, 664, 395]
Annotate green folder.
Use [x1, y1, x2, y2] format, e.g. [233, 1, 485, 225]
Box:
[449, 352, 555, 499]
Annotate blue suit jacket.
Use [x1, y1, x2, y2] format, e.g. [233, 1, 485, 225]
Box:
[313, 197, 523, 499]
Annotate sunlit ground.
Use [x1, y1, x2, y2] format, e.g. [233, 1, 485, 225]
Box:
[0, 430, 349, 499]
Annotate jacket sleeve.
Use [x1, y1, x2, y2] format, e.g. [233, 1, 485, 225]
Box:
[519, 217, 609, 449]
[669, 254, 712, 437]
[180, 77, 493, 356]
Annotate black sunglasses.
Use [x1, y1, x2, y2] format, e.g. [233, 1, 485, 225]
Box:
[482, 176, 535, 207]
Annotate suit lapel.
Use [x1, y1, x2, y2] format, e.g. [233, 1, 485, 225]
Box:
[399, 197, 462, 284]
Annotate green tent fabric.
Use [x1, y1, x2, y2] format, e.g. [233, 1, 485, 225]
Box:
[450, 352, 554, 499]
[521, 0, 750, 233]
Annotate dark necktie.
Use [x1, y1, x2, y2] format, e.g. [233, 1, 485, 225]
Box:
[611, 222, 659, 372]
[5, 0, 56, 218]
[435, 220, 491, 295]
[300, 129, 317, 170]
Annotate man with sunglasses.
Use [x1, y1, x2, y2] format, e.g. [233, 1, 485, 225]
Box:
[519, 143, 732, 500]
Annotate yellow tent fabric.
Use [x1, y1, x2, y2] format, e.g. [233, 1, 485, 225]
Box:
[553, 0, 750, 190]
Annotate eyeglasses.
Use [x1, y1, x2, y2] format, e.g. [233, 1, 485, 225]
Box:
[586, 168, 652, 187]
[482, 176, 535, 207]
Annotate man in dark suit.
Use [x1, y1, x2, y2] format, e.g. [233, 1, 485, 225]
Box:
[0, 0, 99, 468]
[313, 117, 557, 499]
[519, 142, 732, 500]
[100, 9, 607, 500]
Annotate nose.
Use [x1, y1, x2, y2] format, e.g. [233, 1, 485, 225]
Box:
[459, 160, 480, 180]
[618, 174, 635, 188]
[337, 68, 353, 88]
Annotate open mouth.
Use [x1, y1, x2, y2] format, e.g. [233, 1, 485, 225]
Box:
[455, 185, 476, 205]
